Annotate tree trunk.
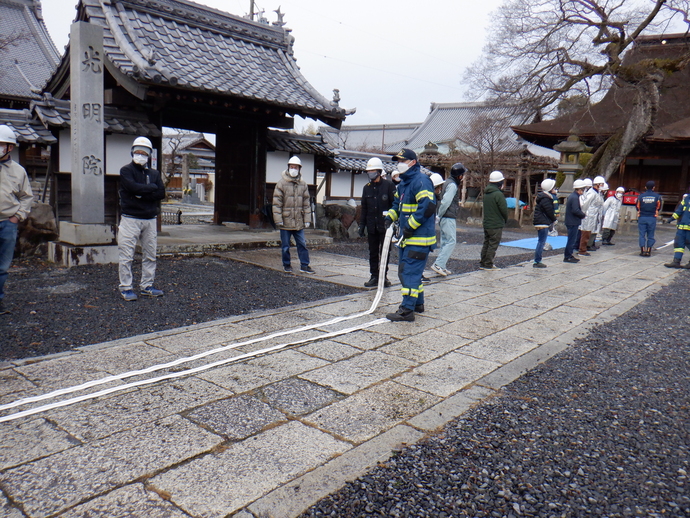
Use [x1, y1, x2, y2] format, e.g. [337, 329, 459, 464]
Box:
[584, 74, 662, 180]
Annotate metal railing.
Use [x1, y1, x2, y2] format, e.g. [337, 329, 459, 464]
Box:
[161, 210, 183, 225]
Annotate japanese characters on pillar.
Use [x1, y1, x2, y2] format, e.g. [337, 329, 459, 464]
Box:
[70, 22, 105, 224]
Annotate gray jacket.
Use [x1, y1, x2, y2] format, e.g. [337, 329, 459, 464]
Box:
[272, 170, 311, 230]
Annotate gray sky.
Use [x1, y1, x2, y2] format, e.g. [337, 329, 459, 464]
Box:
[41, 0, 503, 129]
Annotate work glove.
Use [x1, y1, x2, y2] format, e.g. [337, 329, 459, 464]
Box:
[435, 216, 440, 225]
[384, 217, 393, 229]
[402, 227, 414, 241]
[358, 226, 365, 238]
[305, 222, 311, 228]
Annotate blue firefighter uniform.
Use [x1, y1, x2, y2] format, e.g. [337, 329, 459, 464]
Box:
[386, 163, 436, 311]
[665, 194, 690, 268]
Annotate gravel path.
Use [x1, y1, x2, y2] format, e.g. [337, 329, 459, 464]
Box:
[299, 273, 690, 518]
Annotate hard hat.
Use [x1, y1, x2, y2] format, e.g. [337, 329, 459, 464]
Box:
[365, 157, 384, 171]
[489, 170, 504, 183]
[0, 125, 17, 145]
[429, 173, 444, 187]
[593, 175, 606, 185]
[602, 182, 609, 190]
[288, 156, 302, 167]
[616, 186, 625, 192]
[450, 162, 466, 178]
[582, 178, 593, 187]
[541, 178, 556, 192]
[573, 179, 585, 189]
[131, 136, 153, 154]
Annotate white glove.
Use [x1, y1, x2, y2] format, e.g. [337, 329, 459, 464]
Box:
[435, 216, 440, 225]
[305, 222, 311, 228]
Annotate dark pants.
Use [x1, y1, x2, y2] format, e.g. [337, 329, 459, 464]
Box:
[579, 230, 592, 253]
[280, 229, 310, 268]
[602, 228, 616, 243]
[565, 224, 579, 259]
[638, 216, 657, 248]
[398, 245, 429, 310]
[672, 229, 690, 261]
[480, 227, 503, 268]
[0, 220, 18, 300]
[367, 229, 390, 277]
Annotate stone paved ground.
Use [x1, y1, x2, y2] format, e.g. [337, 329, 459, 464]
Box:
[0, 225, 683, 518]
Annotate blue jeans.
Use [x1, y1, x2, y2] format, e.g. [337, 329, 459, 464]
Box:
[0, 220, 18, 300]
[638, 216, 657, 248]
[564, 225, 579, 259]
[398, 245, 429, 310]
[434, 217, 456, 270]
[280, 229, 310, 268]
[534, 227, 548, 263]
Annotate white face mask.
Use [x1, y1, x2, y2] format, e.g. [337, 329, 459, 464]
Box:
[397, 162, 410, 174]
[288, 167, 300, 177]
[616, 192, 623, 199]
[133, 154, 148, 166]
[0, 144, 8, 159]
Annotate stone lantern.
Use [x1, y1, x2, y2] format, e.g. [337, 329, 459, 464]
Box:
[554, 133, 591, 200]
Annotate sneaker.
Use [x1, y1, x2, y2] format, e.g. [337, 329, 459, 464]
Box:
[443, 268, 452, 276]
[533, 262, 547, 268]
[414, 304, 425, 313]
[577, 252, 590, 257]
[141, 286, 164, 297]
[479, 265, 501, 270]
[364, 275, 378, 288]
[386, 306, 415, 322]
[283, 265, 293, 273]
[431, 264, 448, 277]
[300, 265, 315, 274]
[563, 256, 580, 263]
[121, 289, 138, 301]
[421, 275, 431, 285]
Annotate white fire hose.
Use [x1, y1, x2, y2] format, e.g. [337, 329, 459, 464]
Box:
[0, 226, 397, 423]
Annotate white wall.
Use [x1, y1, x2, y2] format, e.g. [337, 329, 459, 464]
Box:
[330, 172, 352, 198]
[266, 151, 315, 184]
[58, 130, 136, 175]
[353, 173, 368, 198]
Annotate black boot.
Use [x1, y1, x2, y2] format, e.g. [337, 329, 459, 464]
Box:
[384, 278, 392, 288]
[414, 304, 424, 313]
[645, 247, 652, 257]
[364, 275, 378, 288]
[386, 306, 415, 322]
[640, 247, 646, 256]
[665, 258, 682, 268]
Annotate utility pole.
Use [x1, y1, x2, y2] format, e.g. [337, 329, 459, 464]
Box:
[249, 0, 254, 20]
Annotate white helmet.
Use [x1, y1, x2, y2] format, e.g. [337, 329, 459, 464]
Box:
[582, 178, 593, 188]
[288, 156, 302, 167]
[541, 178, 556, 192]
[131, 136, 153, 154]
[489, 170, 505, 183]
[573, 179, 585, 189]
[429, 173, 444, 187]
[365, 157, 384, 171]
[602, 182, 609, 190]
[616, 186, 625, 192]
[0, 125, 17, 145]
[593, 176, 606, 185]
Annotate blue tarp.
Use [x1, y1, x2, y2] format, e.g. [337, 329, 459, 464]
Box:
[500, 236, 568, 250]
[505, 197, 527, 209]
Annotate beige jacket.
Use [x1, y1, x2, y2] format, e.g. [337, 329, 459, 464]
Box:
[272, 170, 311, 230]
[0, 159, 33, 222]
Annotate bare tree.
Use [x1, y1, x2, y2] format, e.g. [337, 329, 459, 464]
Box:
[0, 32, 28, 55]
[465, 0, 690, 180]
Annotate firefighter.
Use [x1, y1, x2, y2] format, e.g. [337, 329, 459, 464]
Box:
[664, 187, 690, 268]
[384, 149, 437, 322]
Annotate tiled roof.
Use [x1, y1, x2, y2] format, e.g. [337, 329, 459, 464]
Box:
[394, 102, 530, 154]
[267, 130, 334, 156]
[58, 0, 350, 125]
[0, 107, 56, 144]
[319, 123, 420, 152]
[0, 0, 60, 103]
[327, 150, 397, 174]
[31, 97, 161, 136]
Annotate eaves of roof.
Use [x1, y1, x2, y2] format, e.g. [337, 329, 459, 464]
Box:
[326, 149, 397, 174]
[0, 107, 57, 144]
[267, 130, 334, 156]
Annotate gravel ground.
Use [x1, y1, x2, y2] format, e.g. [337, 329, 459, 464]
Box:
[299, 273, 690, 518]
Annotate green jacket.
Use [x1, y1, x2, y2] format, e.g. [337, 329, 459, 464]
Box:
[482, 183, 508, 229]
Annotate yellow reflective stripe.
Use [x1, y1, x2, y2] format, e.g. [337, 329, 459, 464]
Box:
[387, 210, 398, 221]
[673, 213, 679, 219]
[679, 225, 690, 230]
[674, 247, 685, 253]
[400, 288, 421, 298]
[401, 203, 418, 213]
[416, 190, 434, 201]
[403, 236, 436, 246]
[408, 216, 420, 229]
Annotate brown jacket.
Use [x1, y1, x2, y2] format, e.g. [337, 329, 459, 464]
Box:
[272, 170, 311, 230]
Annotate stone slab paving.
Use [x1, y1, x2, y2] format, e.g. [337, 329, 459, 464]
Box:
[0, 244, 680, 517]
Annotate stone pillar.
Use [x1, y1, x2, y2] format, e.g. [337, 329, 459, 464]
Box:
[70, 21, 105, 223]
